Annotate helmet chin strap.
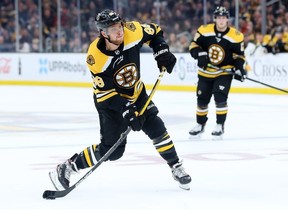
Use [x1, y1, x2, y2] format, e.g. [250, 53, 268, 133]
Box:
[105, 35, 115, 45]
[102, 32, 119, 46]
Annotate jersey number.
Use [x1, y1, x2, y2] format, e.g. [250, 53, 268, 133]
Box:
[93, 76, 104, 88]
[141, 24, 154, 35]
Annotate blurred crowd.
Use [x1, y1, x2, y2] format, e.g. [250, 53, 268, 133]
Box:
[1, 0, 288, 54]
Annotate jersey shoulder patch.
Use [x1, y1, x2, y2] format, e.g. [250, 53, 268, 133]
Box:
[124, 22, 137, 32]
[86, 38, 111, 74]
[224, 27, 244, 43]
[123, 21, 143, 49]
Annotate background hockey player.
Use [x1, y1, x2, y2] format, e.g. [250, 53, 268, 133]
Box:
[188, 6, 247, 139]
[49, 9, 191, 191]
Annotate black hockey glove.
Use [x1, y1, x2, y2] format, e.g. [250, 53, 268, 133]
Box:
[122, 103, 145, 131]
[197, 51, 208, 70]
[234, 68, 247, 82]
[234, 59, 247, 82]
[153, 44, 176, 74]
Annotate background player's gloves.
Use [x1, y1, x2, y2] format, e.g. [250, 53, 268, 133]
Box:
[234, 69, 247, 82]
[197, 51, 208, 70]
[122, 103, 145, 131]
[153, 44, 176, 74]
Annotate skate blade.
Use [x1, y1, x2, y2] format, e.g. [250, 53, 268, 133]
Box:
[188, 133, 203, 139]
[179, 183, 190, 191]
[49, 170, 65, 191]
[211, 134, 223, 140]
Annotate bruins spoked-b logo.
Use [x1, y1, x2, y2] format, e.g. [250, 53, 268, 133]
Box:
[208, 44, 225, 65]
[114, 64, 138, 88]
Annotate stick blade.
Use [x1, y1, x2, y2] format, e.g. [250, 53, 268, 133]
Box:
[43, 190, 57, 200]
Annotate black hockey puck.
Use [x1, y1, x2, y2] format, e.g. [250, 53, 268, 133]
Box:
[43, 190, 56, 200]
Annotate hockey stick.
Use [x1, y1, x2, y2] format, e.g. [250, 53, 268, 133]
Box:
[207, 64, 288, 94]
[43, 67, 167, 200]
[244, 77, 288, 93]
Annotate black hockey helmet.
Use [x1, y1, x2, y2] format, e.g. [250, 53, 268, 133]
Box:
[213, 6, 230, 18]
[95, 9, 123, 31]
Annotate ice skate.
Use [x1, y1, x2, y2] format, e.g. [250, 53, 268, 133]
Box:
[211, 124, 224, 140]
[49, 154, 79, 190]
[189, 123, 205, 138]
[171, 161, 191, 190]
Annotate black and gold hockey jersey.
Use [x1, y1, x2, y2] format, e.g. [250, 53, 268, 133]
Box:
[189, 23, 245, 78]
[86, 21, 163, 111]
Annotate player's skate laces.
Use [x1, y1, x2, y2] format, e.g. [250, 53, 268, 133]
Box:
[171, 161, 191, 190]
[211, 124, 224, 139]
[49, 154, 79, 190]
[189, 123, 205, 137]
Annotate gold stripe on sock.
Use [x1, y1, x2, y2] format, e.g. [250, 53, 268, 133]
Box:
[84, 148, 92, 167]
[157, 143, 174, 152]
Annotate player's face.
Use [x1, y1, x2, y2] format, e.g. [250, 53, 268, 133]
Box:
[106, 23, 124, 45]
[215, 16, 228, 32]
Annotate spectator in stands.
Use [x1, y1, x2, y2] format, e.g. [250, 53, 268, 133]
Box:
[1, 0, 288, 53]
[168, 32, 182, 53]
[0, 35, 8, 52]
[60, 36, 69, 52]
[19, 37, 30, 52]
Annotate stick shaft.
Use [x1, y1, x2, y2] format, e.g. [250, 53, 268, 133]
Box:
[207, 64, 288, 94]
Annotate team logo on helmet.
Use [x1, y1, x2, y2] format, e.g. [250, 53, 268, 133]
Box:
[115, 64, 138, 88]
[95, 9, 122, 31]
[208, 44, 225, 65]
[213, 6, 229, 18]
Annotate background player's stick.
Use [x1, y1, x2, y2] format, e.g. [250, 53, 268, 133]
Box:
[42, 67, 167, 200]
[207, 64, 288, 94]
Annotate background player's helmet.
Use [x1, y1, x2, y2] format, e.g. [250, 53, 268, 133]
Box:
[95, 9, 123, 31]
[213, 6, 230, 19]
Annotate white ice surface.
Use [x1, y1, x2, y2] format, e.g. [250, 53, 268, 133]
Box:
[0, 86, 287, 216]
